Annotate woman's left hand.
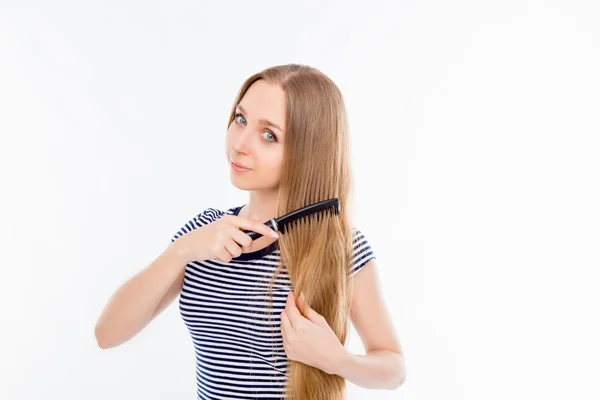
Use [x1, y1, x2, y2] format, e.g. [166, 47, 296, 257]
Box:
[280, 290, 348, 375]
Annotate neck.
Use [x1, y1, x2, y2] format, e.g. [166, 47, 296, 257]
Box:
[242, 188, 279, 223]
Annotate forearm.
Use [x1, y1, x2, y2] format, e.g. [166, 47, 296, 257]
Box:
[94, 246, 188, 348]
[335, 349, 406, 390]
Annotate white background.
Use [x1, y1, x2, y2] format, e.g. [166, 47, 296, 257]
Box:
[1, 1, 599, 399]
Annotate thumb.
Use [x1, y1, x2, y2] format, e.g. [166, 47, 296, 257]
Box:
[299, 292, 325, 325]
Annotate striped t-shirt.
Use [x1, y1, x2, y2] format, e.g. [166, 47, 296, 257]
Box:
[170, 205, 376, 400]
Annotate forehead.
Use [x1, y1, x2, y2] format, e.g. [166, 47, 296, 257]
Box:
[237, 80, 286, 134]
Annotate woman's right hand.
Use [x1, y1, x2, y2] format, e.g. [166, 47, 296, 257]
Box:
[170, 214, 280, 263]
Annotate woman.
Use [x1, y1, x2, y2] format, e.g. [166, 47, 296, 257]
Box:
[95, 63, 406, 399]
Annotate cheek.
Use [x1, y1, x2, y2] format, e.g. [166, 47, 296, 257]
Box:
[265, 152, 284, 174]
[224, 129, 234, 156]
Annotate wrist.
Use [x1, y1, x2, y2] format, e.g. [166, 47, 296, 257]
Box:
[165, 242, 192, 264]
[332, 348, 354, 377]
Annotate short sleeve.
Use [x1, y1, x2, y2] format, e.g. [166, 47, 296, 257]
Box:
[349, 228, 376, 278]
[170, 208, 220, 243]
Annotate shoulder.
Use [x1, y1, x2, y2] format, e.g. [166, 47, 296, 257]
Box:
[351, 227, 373, 251]
[349, 227, 377, 278]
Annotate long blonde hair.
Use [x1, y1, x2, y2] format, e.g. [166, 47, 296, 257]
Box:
[227, 64, 355, 399]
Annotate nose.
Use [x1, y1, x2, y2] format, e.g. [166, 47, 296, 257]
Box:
[231, 126, 254, 154]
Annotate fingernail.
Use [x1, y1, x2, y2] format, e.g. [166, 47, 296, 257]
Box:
[272, 231, 279, 238]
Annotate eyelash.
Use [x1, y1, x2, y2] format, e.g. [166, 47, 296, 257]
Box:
[234, 113, 278, 143]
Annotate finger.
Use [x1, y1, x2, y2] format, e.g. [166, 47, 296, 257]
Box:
[280, 310, 292, 337]
[297, 291, 310, 317]
[233, 216, 279, 239]
[252, 221, 279, 239]
[285, 291, 304, 327]
[225, 231, 245, 257]
[298, 292, 324, 325]
[228, 226, 253, 252]
[223, 237, 243, 258]
[214, 247, 231, 263]
[296, 292, 310, 318]
[214, 241, 235, 262]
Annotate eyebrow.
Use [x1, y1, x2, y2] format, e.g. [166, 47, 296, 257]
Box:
[236, 104, 284, 134]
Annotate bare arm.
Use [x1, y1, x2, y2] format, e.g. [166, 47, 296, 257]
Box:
[335, 259, 406, 389]
[94, 211, 277, 349]
[94, 244, 190, 349]
[145, 264, 185, 325]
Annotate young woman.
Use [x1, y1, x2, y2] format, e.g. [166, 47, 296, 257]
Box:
[95, 64, 406, 399]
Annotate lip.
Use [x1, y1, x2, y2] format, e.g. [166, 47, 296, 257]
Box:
[231, 161, 252, 172]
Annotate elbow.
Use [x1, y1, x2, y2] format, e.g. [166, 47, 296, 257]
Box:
[94, 324, 112, 350]
[388, 353, 407, 390]
[391, 368, 407, 390]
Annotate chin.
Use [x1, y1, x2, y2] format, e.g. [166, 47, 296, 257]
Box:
[230, 175, 254, 190]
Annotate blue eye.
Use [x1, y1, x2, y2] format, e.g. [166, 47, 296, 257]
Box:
[234, 113, 245, 125]
[263, 131, 276, 142]
[234, 112, 277, 143]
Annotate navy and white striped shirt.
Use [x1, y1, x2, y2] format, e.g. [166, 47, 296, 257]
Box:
[170, 205, 376, 400]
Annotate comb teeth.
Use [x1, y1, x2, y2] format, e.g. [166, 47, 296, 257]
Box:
[281, 205, 337, 234]
[241, 198, 340, 240]
[277, 198, 340, 235]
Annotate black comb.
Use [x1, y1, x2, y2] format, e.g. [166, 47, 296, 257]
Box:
[241, 198, 340, 240]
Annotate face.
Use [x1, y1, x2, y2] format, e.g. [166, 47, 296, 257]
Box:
[226, 80, 286, 191]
